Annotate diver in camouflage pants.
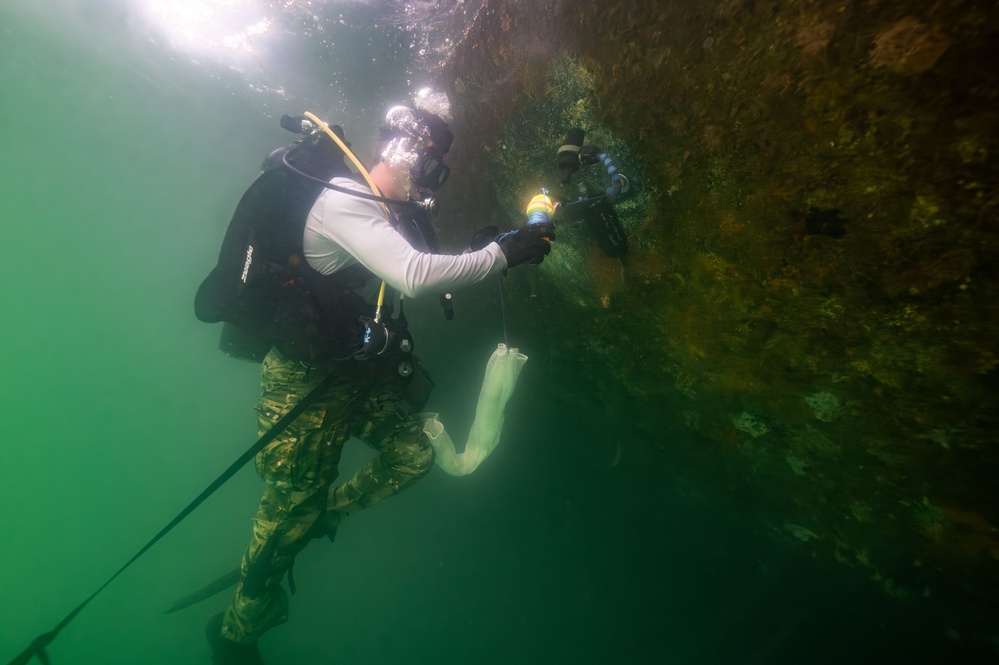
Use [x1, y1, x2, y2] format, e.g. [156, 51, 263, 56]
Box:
[218, 347, 433, 647]
[202, 102, 553, 663]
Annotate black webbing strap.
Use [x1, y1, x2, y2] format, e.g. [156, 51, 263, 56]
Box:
[5, 372, 337, 665]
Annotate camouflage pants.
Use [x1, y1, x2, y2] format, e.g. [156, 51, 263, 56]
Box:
[221, 348, 433, 644]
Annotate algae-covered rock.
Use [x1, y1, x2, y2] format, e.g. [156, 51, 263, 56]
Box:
[870, 17, 951, 76]
[442, 0, 999, 613]
[733, 412, 770, 438]
[805, 391, 841, 422]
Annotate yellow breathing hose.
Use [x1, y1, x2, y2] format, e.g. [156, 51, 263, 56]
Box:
[303, 111, 389, 320]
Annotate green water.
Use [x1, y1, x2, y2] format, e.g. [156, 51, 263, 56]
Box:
[1, 3, 995, 664]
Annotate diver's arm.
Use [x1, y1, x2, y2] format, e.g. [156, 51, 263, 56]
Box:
[309, 182, 507, 298]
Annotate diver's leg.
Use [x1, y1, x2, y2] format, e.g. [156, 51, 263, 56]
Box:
[327, 374, 434, 516]
[220, 350, 358, 646]
[221, 486, 325, 645]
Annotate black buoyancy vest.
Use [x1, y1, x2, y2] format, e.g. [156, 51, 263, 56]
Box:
[195, 138, 375, 362]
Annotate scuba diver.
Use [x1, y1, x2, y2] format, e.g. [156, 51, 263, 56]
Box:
[194, 103, 555, 664]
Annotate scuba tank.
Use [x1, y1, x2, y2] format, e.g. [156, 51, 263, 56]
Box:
[194, 121, 373, 363]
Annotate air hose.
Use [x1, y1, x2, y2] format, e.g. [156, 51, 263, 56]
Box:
[303, 111, 390, 322]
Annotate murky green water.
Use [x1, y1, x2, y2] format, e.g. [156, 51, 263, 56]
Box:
[2, 2, 996, 664]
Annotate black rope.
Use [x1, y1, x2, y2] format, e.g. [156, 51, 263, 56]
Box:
[5, 371, 338, 665]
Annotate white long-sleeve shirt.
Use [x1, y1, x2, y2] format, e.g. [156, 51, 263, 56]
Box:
[303, 177, 506, 298]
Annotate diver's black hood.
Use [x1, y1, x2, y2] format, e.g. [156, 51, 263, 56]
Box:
[377, 108, 454, 157]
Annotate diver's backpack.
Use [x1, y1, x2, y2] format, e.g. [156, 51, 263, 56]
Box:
[194, 126, 371, 362]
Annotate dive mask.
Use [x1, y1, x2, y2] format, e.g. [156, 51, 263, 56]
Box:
[414, 153, 450, 192]
[381, 106, 454, 194]
[412, 108, 453, 192]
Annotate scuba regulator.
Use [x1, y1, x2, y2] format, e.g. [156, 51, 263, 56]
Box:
[356, 291, 433, 410]
[276, 114, 442, 217]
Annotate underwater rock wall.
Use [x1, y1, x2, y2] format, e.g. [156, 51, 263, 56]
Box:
[439, 0, 999, 606]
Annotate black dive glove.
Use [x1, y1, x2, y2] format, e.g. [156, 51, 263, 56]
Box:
[496, 222, 556, 268]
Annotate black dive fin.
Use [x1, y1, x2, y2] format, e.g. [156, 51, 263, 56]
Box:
[164, 567, 241, 614]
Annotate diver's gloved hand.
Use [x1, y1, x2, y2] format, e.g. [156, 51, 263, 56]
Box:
[496, 222, 555, 268]
[470, 225, 501, 251]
